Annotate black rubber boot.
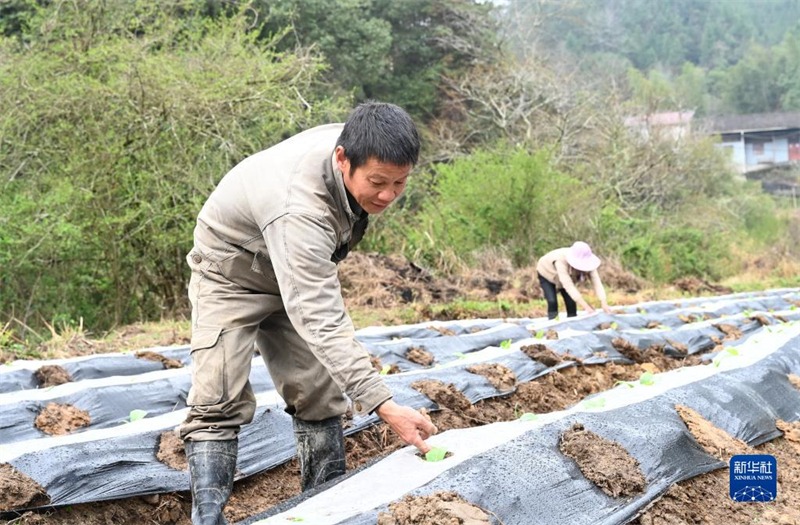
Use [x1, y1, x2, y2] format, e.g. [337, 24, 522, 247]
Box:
[293, 415, 346, 491]
[185, 439, 238, 525]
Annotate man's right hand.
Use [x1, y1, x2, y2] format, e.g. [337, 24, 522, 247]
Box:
[375, 399, 438, 454]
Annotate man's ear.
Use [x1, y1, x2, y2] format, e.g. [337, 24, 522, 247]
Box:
[335, 146, 349, 174]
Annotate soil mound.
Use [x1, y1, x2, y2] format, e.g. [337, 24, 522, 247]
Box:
[466, 363, 517, 392]
[135, 351, 183, 369]
[0, 464, 49, 510]
[34, 365, 72, 388]
[34, 403, 91, 435]
[157, 430, 188, 471]
[339, 251, 647, 310]
[559, 423, 646, 498]
[377, 491, 491, 525]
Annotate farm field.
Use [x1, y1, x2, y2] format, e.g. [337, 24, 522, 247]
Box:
[2, 284, 800, 525]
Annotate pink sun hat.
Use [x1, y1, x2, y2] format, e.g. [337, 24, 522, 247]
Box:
[566, 241, 601, 272]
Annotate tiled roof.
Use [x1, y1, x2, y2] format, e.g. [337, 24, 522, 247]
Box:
[699, 112, 800, 133]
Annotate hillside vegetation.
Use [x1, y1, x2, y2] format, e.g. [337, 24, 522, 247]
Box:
[1, 0, 799, 352]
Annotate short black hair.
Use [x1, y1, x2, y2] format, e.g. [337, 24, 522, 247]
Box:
[336, 101, 420, 170]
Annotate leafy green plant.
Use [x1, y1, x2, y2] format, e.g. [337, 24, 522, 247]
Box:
[500, 339, 512, 349]
[127, 409, 148, 423]
[425, 447, 448, 462]
[638, 371, 655, 386]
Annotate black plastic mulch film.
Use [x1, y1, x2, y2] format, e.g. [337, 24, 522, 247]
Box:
[309, 337, 800, 525]
[0, 288, 798, 521]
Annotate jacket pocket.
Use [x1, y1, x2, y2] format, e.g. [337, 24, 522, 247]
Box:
[187, 327, 225, 406]
[217, 247, 279, 293]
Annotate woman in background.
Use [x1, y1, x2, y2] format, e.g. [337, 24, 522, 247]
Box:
[536, 241, 612, 320]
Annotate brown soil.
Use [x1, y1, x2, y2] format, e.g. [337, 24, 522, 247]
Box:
[672, 276, 733, 295]
[377, 491, 492, 524]
[0, 465, 49, 511]
[338, 251, 645, 320]
[135, 350, 184, 369]
[466, 363, 517, 392]
[559, 423, 647, 498]
[406, 346, 435, 366]
[157, 431, 188, 471]
[611, 337, 704, 372]
[521, 342, 581, 366]
[33, 366, 71, 388]
[714, 323, 743, 341]
[33, 403, 91, 435]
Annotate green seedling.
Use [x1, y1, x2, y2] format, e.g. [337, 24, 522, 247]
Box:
[639, 371, 655, 386]
[379, 364, 391, 375]
[287, 517, 304, 522]
[518, 412, 538, 422]
[454, 352, 467, 359]
[500, 339, 512, 349]
[128, 409, 148, 423]
[535, 330, 545, 339]
[615, 380, 635, 389]
[425, 446, 448, 462]
[610, 321, 618, 330]
[638, 308, 647, 314]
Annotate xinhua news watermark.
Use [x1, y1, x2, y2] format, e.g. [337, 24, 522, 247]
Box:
[729, 454, 777, 502]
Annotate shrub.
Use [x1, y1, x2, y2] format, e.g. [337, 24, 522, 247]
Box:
[0, 1, 347, 332]
[403, 146, 596, 268]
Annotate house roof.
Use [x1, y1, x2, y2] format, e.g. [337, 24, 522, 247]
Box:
[700, 111, 800, 133]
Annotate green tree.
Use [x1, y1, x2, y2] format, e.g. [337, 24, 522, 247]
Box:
[252, 0, 392, 100]
[721, 43, 783, 113]
[776, 25, 800, 110]
[251, 0, 499, 120]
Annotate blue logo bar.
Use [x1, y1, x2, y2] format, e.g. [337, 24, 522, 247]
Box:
[729, 454, 777, 502]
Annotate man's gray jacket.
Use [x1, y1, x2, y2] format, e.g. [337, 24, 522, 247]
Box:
[192, 123, 392, 415]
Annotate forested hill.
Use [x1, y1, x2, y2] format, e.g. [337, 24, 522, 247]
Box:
[502, 0, 800, 116]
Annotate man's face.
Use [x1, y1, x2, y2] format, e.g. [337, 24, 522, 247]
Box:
[336, 146, 411, 214]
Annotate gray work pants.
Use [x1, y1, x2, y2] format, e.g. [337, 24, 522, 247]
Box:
[179, 240, 348, 441]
